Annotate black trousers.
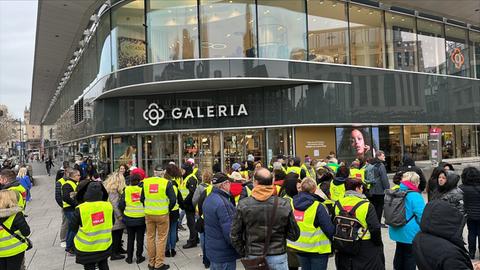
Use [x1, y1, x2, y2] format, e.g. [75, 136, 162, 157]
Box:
[126, 225, 146, 259]
[185, 211, 198, 243]
[83, 258, 109, 270]
[369, 194, 385, 223]
[393, 242, 416, 270]
[0, 252, 24, 270]
[111, 229, 124, 254]
[467, 218, 480, 256]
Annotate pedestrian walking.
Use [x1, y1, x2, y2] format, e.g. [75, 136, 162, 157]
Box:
[388, 172, 425, 270]
[231, 168, 300, 270]
[180, 162, 199, 249]
[16, 167, 31, 203]
[203, 172, 239, 270]
[413, 200, 473, 270]
[119, 173, 146, 264]
[333, 178, 385, 270]
[289, 178, 334, 270]
[45, 156, 54, 176]
[141, 164, 176, 270]
[103, 172, 127, 260]
[0, 190, 30, 270]
[431, 171, 464, 215]
[459, 167, 480, 259]
[72, 181, 113, 270]
[164, 164, 183, 258]
[366, 150, 390, 225]
[62, 169, 81, 256]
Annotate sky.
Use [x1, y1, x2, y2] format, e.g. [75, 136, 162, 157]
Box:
[0, 0, 38, 119]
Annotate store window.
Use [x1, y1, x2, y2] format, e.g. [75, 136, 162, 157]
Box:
[266, 128, 293, 164]
[348, 4, 384, 68]
[112, 135, 137, 170]
[111, 0, 146, 70]
[403, 126, 429, 161]
[147, 0, 198, 62]
[182, 133, 221, 173]
[97, 13, 112, 77]
[96, 136, 112, 178]
[142, 134, 179, 177]
[417, 19, 446, 74]
[200, 0, 257, 58]
[378, 126, 402, 172]
[257, 0, 307, 60]
[307, 0, 348, 64]
[224, 130, 265, 171]
[385, 12, 417, 71]
[454, 125, 477, 158]
[431, 125, 455, 159]
[445, 25, 470, 77]
[470, 31, 480, 79]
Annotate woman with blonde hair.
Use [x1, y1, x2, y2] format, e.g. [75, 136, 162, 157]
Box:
[16, 167, 32, 202]
[104, 172, 126, 260]
[0, 190, 31, 270]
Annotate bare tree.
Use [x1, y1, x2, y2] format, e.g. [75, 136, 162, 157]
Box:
[0, 110, 15, 145]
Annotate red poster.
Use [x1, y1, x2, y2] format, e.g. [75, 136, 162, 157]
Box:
[91, 212, 105, 226]
[294, 210, 305, 222]
[149, 184, 158, 194]
[131, 192, 140, 202]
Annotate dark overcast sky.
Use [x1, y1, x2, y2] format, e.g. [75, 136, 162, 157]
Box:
[0, 0, 38, 119]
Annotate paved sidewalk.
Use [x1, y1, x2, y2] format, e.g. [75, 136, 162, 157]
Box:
[23, 161, 407, 270]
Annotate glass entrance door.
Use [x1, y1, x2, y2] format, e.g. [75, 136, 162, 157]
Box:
[223, 130, 265, 171]
[182, 132, 221, 173]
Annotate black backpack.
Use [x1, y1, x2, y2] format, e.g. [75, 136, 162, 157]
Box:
[332, 200, 369, 255]
[384, 189, 415, 227]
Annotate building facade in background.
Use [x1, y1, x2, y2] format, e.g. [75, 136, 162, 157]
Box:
[31, 0, 480, 175]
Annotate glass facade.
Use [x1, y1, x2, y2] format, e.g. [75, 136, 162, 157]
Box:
[112, 135, 138, 170]
[471, 31, 480, 78]
[385, 12, 417, 71]
[417, 19, 446, 74]
[142, 134, 178, 176]
[446, 25, 469, 77]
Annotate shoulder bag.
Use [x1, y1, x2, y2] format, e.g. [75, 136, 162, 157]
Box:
[241, 196, 278, 270]
[0, 222, 33, 251]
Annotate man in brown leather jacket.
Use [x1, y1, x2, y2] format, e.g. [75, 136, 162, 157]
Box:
[230, 168, 300, 269]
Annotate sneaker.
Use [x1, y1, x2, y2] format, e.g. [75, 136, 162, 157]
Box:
[125, 257, 133, 264]
[165, 249, 171, 257]
[136, 255, 146, 264]
[155, 264, 170, 270]
[66, 249, 75, 256]
[60, 242, 66, 248]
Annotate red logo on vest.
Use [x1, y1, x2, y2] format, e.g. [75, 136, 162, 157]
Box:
[91, 212, 105, 226]
[21, 192, 27, 199]
[294, 210, 305, 222]
[149, 184, 159, 194]
[131, 192, 140, 202]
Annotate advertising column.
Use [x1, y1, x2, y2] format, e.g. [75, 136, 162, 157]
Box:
[428, 127, 442, 166]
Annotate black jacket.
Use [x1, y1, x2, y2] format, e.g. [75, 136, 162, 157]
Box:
[62, 178, 78, 211]
[239, 181, 254, 201]
[460, 183, 480, 220]
[230, 194, 300, 257]
[55, 168, 65, 181]
[398, 156, 427, 192]
[55, 180, 63, 207]
[413, 200, 472, 270]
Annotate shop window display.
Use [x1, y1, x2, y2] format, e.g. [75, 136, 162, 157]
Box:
[142, 134, 179, 176]
[403, 126, 429, 161]
[112, 135, 137, 170]
[445, 25, 470, 77]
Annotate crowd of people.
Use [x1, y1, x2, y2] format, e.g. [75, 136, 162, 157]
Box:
[1, 151, 480, 270]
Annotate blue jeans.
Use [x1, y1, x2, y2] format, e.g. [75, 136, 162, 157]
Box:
[178, 210, 185, 224]
[64, 210, 76, 251]
[200, 232, 210, 266]
[297, 253, 329, 270]
[248, 253, 288, 270]
[167, 219, 178, 250]
[210, 261, 236, 270]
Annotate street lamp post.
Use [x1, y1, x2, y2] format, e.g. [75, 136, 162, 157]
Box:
[18, 118, 23, 164]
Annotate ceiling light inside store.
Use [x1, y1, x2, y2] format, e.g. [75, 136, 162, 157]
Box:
[264, 10, 270, 15]
[332, 3, 337, 7]
[320, 1, 324, 4]
[369, 11, 373, 15]
[357, 8, 361, 12]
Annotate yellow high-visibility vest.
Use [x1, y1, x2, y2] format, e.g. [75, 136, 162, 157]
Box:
[7, 185, 26, 209]
[62, 180, 78, 208]
[349, 168, 365, 181]
[287, 166, 301, 175]
[74, 201, 113, 252]
[301, 164, 316, 179]
[172, 184, 180, 211]
[287, 201, 331, 254]
[143, 177, 169, 215]
[124, 186, 144, 218]
[334, 195, 371, 240]
[329, 181, 346, 201]
[177, 177, 189, 200]
[0, 213, 28, 258]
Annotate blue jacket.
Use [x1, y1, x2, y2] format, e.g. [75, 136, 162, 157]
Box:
[389, 183, 425, 244]
[203, 188, 239, 263]
[17, 176, 32, 202]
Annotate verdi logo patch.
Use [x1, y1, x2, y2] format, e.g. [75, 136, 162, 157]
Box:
[131, 192, 140, 202]
[149, 184, 159, 194]
[294, 210, 305, 222]
[91, 212, 105, 226]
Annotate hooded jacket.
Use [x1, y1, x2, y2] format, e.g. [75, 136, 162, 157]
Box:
[413, 200, 472, 270]
[460, 168, 480, 220]
[432, 172, 464, 215]
[368, 158, 390, 195]
[292, 192, 334, 241]
[398, 156, 427, 192]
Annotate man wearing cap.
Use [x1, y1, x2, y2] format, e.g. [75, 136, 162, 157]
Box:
[140, 165, 176, 270]
[203, 173, 239, 270]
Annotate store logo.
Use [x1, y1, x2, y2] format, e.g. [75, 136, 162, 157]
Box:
[143, 102, 248, 126]
[450, 48, 465, 70]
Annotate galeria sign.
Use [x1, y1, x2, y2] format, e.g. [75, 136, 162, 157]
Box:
[143, 103, 248, 126]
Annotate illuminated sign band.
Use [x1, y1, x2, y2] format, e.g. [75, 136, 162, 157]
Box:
[143, 103, 248, 126]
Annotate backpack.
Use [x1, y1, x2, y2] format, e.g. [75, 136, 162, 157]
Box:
[384, 189, 415, 227]
[332, 200, 369, 255]
[364, 163, 378, 185]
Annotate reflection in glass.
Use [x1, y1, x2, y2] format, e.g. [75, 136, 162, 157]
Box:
[111, 0, 146, 70]
[385, 12, 417, 71]
[417, 19, 446, 74]
[455, 125, 477, 157]
[403, 126, 428, 161]
[307, 0, 348, 64]
[445, 25, 469, 77]
[257, 0, 307, 60]
[142, 134, 179, 176]
[470, 31, 480, 79]
[223, 130, 265, 171]
[348, 4, 384, 68]
[266, 128, 293, 164]
[113, 135, 137, 170]
[96, 136, 112, 178]
[147, 0, 198, 62]
[97, 14, 112, 77]
[182, 133, 221, 173]
[200, 0, 257, 58]
[378, 126, 402, 172]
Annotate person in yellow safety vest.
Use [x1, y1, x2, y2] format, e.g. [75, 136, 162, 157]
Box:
[0, 190, 31, 270]
[329, 165, 350, 202]
[391, 170, 405, 191]
[238, 169, 254, 201]
[180, 162, 200, 249]
[327, 157, 340, 174]
[62, 169, 81, 256]
[140, 164, 176, 270]
[55, 165, 70, 247]
[0, 169, 26, 211]
[333, 178, 385, 269]
[195, 171, 214, 268]
[186, 158, 201, 183]
[72, 181, 113, 270]
[119, 173, 146, 264]
[300, 156, 316, 180]
[286, 157, 302, 176]
[163, 164, 184, 258]
[288, 178, 334, 270]
[349, 159, 365, 182]
[229, 172, 245, 205]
